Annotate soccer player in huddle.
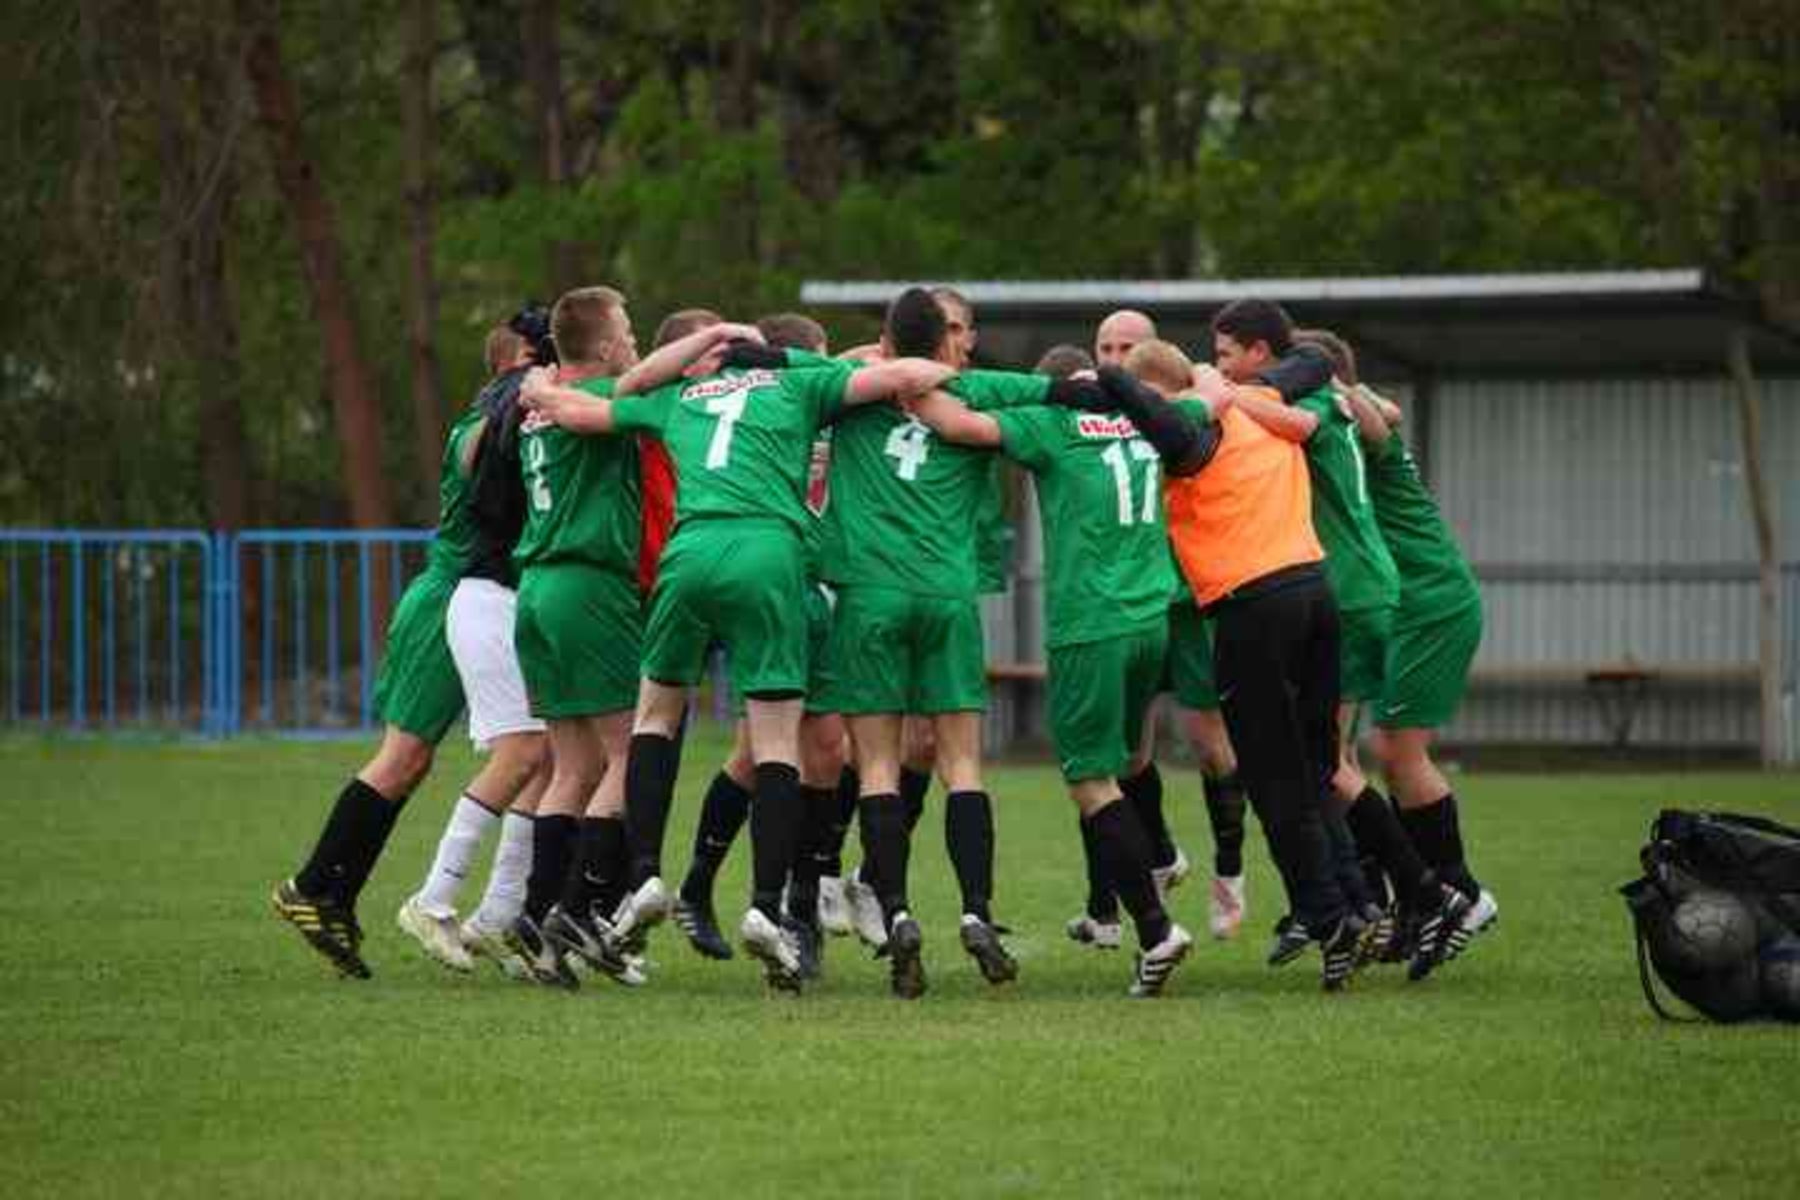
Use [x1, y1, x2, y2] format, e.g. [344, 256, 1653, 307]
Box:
[1084, 310, 1250, 945]
[396, 311, 552, 978]
[271, 315, 543, 979]
[808, 288, 1083, 998]
[1212, 302, 1466, 975]
[462, 285, 669, 989]
[521, 315, 953, 991]
[1294, 329, 1497, 965]
[1108, 336, 1375, 989]
[669, 311, 862, 980]
[908, 354, 1197, 996]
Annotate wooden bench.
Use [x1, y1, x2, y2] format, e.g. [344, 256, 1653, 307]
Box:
[1470, 662, 1760, 747]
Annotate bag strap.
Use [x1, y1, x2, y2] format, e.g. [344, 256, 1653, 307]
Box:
[1707, 811, 1800, 843]
[1634, 918, 1701, 1023]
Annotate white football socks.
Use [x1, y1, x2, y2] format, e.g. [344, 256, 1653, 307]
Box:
[414, 793, 501, 918]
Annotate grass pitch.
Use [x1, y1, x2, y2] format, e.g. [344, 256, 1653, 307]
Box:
[2, 732, 1798, 1198]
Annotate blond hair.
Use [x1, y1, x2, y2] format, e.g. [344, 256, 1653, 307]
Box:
[550, 286, 628, 365]
[653, 307, 724, 349]
[483, 324, 527, 375]
[1124, 339, 1194, 395]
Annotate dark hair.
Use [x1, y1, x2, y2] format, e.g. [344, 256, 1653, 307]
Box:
[1292, 327, 1358, 385]
[885, 287, 947, 358]
[1034, 344, 1095, 379]
[507, 301, 557, 365]
[653, 308, 724, 349]
[1212, 298, 1294, 357]
[756, 312, 828, 353]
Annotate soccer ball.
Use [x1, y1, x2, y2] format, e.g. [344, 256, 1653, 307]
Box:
[1655, 889, 1759, 976]
[1758, 935, 1800, 1023]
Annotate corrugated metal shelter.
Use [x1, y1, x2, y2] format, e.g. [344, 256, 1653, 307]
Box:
[802, 271, 1800, 763]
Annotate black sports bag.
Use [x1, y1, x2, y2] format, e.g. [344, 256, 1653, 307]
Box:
[1620, 808, 1800, 1023]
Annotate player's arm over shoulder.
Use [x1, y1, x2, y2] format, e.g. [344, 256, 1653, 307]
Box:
[910, 390, 1002, 448]
[520, 368, 619, 435]
[841, 357, 957, 407]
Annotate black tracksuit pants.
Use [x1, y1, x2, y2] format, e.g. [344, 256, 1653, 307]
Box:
[1209, 564, 1348, 932]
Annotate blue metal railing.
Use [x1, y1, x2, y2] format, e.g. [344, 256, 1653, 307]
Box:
[222, 530, 436, 737]
[4, 530, 1798, 762]
[0, 531, 225, 735]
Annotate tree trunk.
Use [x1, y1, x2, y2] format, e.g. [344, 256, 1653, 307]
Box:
[1727, 329, 1784, 767]
[236, 0, 394, 528]
[403, 0, 446, 508]
[523, 0, 581, 292]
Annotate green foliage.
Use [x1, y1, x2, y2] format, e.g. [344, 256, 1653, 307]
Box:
[3, 0, 1795, 526]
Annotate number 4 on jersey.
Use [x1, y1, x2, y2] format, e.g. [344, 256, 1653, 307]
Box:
[884, 419, 932, 481]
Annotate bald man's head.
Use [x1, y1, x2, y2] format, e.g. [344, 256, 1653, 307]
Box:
[1095, 310, 1158, 366]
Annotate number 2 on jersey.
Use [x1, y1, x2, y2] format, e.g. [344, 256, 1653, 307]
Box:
[525, 437, 552, 512]
[884, 419, 932, 482]
[705, 390, 748, 470]
[1101, 438, 1160, 526]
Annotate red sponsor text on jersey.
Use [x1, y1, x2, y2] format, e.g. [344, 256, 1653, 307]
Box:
[681, 370, 777, 402]
[1075, 414, 1139, 439]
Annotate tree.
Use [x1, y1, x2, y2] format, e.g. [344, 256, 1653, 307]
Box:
[234, 0, 393, 528]
[402, 0, 447, 504]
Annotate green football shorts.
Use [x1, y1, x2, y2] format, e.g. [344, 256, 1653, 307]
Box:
[1048, 623, 1168, 783]
[372, 568, 464, 743]
[1375, 600, 1483, 730]
[642, 517, 809, 697]
[1339, 603, 1397, 704]
[514, 561, 643, 718]
[1161, 601, 1219, 711]
[823, 584, 987, 715]
[729, 579, 840, 716]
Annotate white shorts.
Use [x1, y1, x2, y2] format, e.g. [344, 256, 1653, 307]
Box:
[447, 578, 545, 750]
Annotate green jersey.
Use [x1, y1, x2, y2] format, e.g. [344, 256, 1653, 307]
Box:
[820, 368, 1048, 597]
[425, 407, 483, 577]
[514, 376, 642, 577]
[994, 407, 1174, 648]
[1296, 388, 1400, 613]
[613, 365, 850, 535]
[975, 464, 1012, 593]
[1366, 431, 1480, 623]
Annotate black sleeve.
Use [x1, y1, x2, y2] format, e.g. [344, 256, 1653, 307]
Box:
[1043, 376, 1113, 412]
[465, 403, 528, 580]
[716, 340, 789, 371]
[1252, 343, 1333, 403]
[1096, 367, 1222, 477]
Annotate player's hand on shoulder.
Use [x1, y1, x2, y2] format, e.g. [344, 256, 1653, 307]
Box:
[1190, 362, 1229, 403]
[519, 365, 557, 409]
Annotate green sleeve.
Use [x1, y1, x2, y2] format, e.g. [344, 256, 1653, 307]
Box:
[1295, 388, 1342, 442]
[952, 369, 1051, 414]
[610, 382, 675, 435]
[992, 408, 1058, 471]
[1173, 397, 1217, 423]
[784, 363, 855, 427]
